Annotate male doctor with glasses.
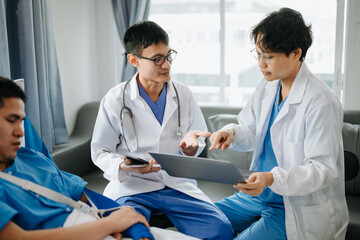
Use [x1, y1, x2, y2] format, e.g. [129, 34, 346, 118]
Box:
[91, 21, 234, 240]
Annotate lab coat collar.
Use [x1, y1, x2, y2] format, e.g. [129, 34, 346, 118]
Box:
[262, 62, 310, 104]
[129, 73, 140, 101]
[263, 80, 280, 119]
[285, 62, 309, 105]
[128, 73, 177, 101]
[162, 80, 178, 125]
[128, 73, 177, 126]
[272, 62, 309, 127]
[166, 80, 177, 99]
[259, 80, 279, 136]
[264, 79, 280, 96]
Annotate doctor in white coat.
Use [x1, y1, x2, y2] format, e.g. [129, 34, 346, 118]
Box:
[210, 8, 348, 240]
[91, 21, 233, 240]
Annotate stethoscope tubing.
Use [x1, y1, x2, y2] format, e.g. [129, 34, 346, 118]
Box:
[120, 78, 182, 152]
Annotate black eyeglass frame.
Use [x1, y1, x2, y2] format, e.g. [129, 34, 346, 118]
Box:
[134, 50, 177, 66]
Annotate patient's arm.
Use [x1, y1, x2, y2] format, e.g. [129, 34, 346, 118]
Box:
[0, 206, 150, 240]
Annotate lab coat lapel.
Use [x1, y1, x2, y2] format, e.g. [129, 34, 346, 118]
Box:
[129, 74, 140, 101]
[258, 80, 279, 136]
[129, 76, 147, 112]
[272, 63, 309, 127]
[162, 81, 177, 127]
[252, 80, 278, 169]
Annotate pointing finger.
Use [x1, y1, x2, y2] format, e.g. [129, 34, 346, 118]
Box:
[195, 131, 211, 138]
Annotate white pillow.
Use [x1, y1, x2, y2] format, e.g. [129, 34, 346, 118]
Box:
[14, 78, 24, 91]
[14, 79, 25, 148]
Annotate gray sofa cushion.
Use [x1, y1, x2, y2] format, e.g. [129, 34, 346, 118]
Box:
[200, 105, 242, 126]
[344, 111, 360, 125]
[346, 195, 360, 239]
[343, 123, 360, 195]
[52, 102, 100, 176]
[207, 114, 239, 132]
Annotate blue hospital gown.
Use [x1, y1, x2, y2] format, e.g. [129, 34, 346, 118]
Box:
[0, 148, 86, 231]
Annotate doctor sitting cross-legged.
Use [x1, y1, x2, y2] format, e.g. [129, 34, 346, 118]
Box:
[209, 8, 348, 240]
[91, 21, 234, 240]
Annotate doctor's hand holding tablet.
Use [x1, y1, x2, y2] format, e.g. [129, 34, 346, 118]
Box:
[209, 129, 274, 196]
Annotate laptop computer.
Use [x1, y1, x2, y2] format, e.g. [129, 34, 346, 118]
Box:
[148, 152, 254, 184]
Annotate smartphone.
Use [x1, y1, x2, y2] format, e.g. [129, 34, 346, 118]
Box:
[102, 150, 159, 168]
[126, 156, 149, 167]
[124, 156, 161, 168]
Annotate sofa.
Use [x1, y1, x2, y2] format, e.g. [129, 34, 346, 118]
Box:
[52, 101, 360, 239]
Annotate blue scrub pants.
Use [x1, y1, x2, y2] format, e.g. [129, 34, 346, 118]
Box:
[116, 187, 234, 240]
[215, 192, 286, 240]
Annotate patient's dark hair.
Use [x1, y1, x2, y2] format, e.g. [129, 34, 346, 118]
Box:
[0, 76, 27, 108]
[124, 21, 169, 55]
[250, 7, 313, 61]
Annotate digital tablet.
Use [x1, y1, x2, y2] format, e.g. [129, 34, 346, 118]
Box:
[148, 152, 253, 184]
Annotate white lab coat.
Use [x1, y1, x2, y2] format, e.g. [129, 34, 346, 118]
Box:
[91, 73, 212, 205]
[223, 63, 348, 240]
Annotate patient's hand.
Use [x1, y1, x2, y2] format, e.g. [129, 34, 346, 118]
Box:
[120, 158, 161, 174]
[179, 130, 211, 156]
[107, 206, 149, 233]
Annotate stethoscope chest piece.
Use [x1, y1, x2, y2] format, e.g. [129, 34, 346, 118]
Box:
[176, 129, 182, 140]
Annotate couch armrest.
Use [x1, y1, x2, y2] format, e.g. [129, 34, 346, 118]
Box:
[52, 101, 100, 177]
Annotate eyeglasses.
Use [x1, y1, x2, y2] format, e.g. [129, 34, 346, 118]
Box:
[134, 50, 177, 66]
[250, 48, 281, 65]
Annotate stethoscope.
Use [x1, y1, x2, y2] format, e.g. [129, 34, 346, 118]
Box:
[120, 78, 182, 152]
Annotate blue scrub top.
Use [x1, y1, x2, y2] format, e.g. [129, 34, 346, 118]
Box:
[255, 83, 286, 205]
[138, 82, 167, 125]
[0, 148, 87, 231]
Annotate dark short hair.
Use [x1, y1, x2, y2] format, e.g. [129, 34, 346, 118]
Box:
[250, 8, 313, 61]
[124, 21, 169, 55]
[0, 76, 27, 108]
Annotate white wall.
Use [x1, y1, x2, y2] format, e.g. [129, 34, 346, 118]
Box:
[51, 0, 122, 134]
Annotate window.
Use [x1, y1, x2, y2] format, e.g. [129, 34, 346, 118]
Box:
[149, 0, 337, 106]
